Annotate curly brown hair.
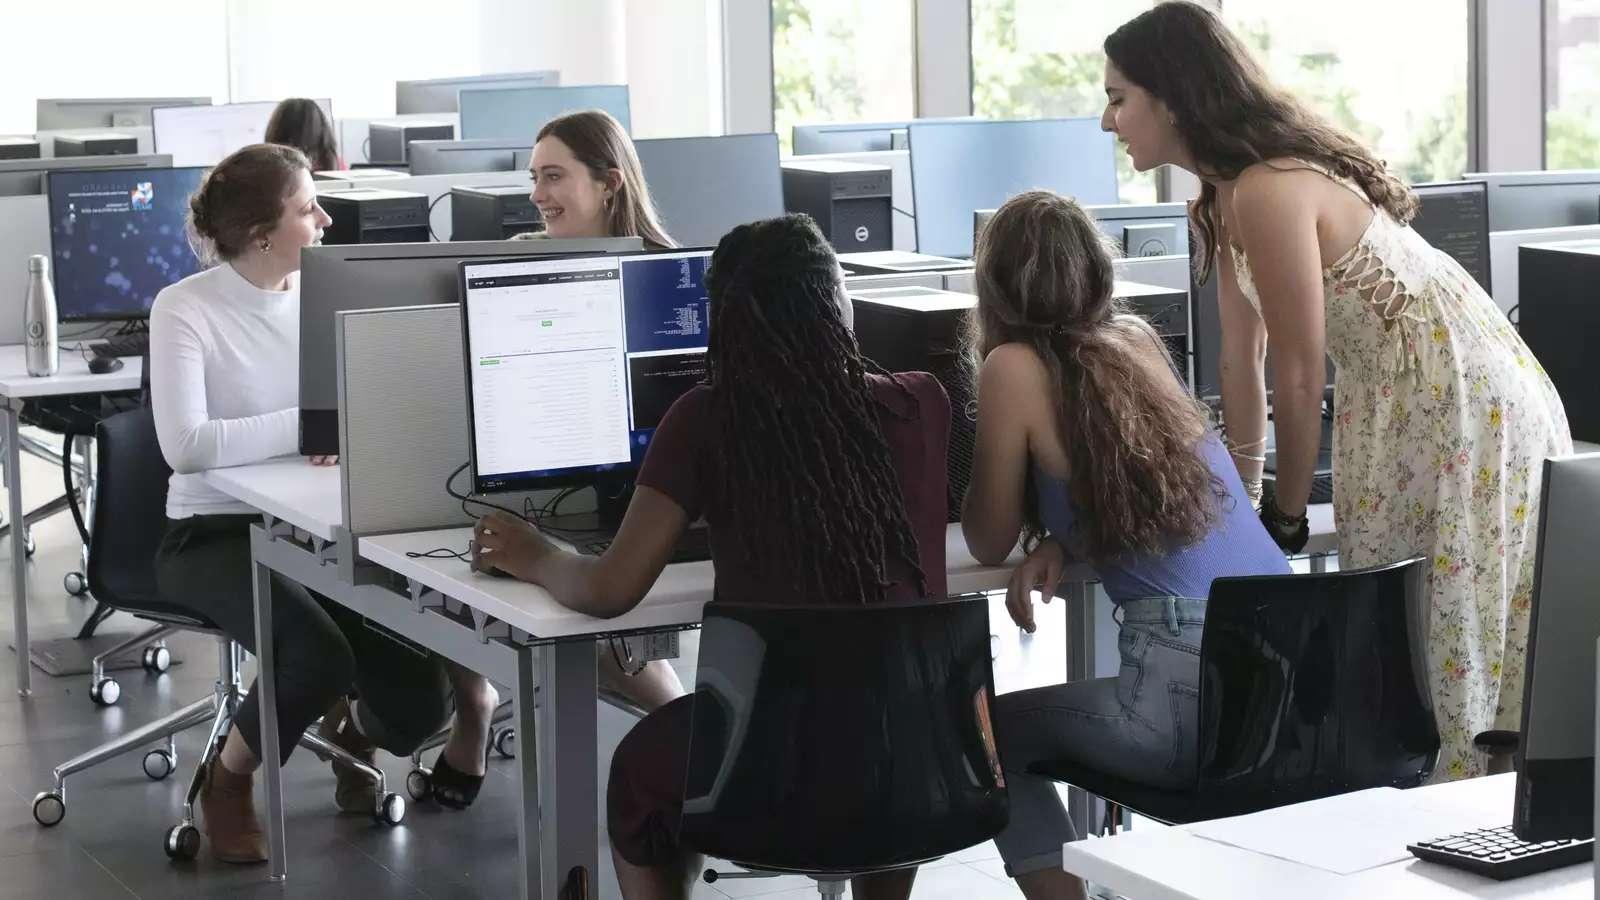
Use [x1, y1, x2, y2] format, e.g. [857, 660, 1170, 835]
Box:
[970, 190, 1222, 563]
[1104, 1, 1417, 283]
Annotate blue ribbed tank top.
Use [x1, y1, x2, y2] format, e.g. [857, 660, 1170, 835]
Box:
[1035, 435, 1291, 602]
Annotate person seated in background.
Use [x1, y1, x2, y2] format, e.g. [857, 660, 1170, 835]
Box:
[470, 214, 950, 900]
[150, 144, 454, 863]
[263, 97, 341, 172]
[420, 107, 685, 812]
[515, 109, 675, 248]
[960, 190, 1291, 900]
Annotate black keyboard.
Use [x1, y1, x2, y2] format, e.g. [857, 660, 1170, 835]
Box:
[1408, 824, 1593, 880]
[94, 333, 149, 358]
[579, 528, 712, 565]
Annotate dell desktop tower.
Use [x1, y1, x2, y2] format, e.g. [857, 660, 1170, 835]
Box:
[318, 188, 431, 245]
[782, 159, 893, 253]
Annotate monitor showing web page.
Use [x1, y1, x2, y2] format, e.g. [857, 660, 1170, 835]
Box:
[461, 249, 711, 493]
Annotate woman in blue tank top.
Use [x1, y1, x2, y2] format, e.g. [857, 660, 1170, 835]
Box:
[961, 190, 1290, 900]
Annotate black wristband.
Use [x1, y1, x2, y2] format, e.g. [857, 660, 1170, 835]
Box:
[1260, 496, 1310, 554]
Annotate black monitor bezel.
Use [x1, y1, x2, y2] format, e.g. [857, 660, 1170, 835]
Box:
[1411, 179, 1493, 294]
[45, 164, 210, 322]
[459, 246, 713, 496]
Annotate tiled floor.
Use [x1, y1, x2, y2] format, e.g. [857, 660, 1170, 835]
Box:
[0, 446, 1077, 899]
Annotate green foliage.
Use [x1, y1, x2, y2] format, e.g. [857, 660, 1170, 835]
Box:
[1547, 107, 1600, 169]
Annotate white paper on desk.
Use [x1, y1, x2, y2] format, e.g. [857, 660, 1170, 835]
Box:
[1186, 787, 1506, 876]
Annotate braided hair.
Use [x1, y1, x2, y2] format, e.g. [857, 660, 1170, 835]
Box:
[704, 215, 926, 604]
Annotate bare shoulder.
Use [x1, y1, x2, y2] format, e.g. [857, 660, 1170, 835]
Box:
[980, 342, 1050, 394]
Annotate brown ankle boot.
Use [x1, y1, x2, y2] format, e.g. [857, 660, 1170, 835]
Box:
[316, 697, 378, 815]
[199, 753, 268, 864]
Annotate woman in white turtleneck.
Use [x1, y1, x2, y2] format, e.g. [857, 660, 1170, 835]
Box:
[150, 143, 461, 864]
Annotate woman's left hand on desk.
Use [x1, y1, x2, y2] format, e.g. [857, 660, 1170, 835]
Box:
[471, 511, 556, 581]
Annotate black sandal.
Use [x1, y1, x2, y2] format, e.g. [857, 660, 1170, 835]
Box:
[429, 752, 485, 809]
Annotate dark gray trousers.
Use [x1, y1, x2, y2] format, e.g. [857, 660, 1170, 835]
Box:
[155, 514, 452, 762]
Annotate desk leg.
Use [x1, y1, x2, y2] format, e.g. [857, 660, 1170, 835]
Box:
[250, 527, 287, 882]
[5, 400, 28, 697]
[1061, 582, 1097, 839]
[528, 640, 598, 900]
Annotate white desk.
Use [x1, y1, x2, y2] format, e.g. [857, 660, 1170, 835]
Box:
[2, 346, 141, 695]
[201, 458, 1340, 897]
[1060, 774, 1590, 900]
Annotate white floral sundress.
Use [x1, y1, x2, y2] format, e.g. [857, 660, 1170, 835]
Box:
[1229, 162, 1573, 780]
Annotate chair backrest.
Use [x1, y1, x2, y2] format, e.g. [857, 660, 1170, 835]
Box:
[678, 596, 1008, 874]
[87, 406, 174, 614]
[1196, 557, 1439, 811]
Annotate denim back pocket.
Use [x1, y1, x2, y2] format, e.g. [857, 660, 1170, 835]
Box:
[1117, 626, 1151, 710]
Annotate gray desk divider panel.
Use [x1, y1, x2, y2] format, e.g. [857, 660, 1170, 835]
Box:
[337, 303, 475, 538]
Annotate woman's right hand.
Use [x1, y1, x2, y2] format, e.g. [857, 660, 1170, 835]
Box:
[1006, 538, 1065, 633]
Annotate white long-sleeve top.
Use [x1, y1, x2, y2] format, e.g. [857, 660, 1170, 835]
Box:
[149, 262, 300, 518]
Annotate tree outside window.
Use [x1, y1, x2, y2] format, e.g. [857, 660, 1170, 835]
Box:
[1547, 0, 1600, 169]
[771, 0, 915, 154]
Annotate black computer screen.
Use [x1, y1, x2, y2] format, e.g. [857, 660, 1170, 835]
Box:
[46, 166, 207, 320]
[1411, 181, 1492, 292]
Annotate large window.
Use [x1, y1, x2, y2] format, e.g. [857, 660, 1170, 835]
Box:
[970, 0, 1158, 203]
[1223, 1, 1469, 185]
[1547, 0, 1600, 169]
[771, 0, 916, 154]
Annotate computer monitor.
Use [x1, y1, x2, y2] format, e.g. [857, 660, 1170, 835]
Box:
[456, 85, 631, 142]
[152, 100, 333, 168]
[298, 236, 642, 455]
[1466, 170, 1600, 232]
[461, 249, 711, 494]
[396, 70, 561, 115]
[1514, 452, 1600, 842]
[0, 153, 172, 198]
[908, 118, 1119, 259]
[407, 138, 527, 176]
[1410, 180, 1492, 292]
[1085, 202, 1191, 258]
[634, 134, 784, 248]
[45, 166, 207, 320]
[37, 97, 210, 130]
[790, 117, 981, 156]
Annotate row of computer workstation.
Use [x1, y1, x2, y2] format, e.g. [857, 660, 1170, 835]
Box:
[5, 72, 1600, 895]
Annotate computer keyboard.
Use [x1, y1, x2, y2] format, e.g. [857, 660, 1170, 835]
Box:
[1407, 824, 1593, 880]
[579, 528, 712, 565]
[94, 333, 149, 358]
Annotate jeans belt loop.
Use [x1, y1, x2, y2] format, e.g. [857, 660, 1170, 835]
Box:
[1164, 597, 1182, 637]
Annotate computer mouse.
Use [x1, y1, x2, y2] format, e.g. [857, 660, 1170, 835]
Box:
[88, 355, 124, 375]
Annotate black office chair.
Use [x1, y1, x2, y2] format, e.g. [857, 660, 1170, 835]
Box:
[680, 596, 1009, 898]
[1029, 557, 1440, 830]
[32, 407, 404, 859]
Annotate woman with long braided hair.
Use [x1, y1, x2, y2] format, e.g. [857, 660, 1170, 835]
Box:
[471, 214, 950, 900]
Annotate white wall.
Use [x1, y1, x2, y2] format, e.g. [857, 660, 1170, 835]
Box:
[0, 3, 229, 135]
[624, 0, 725, 137]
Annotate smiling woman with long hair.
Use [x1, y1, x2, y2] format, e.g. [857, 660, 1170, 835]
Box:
[1099, 0, 1570, 781]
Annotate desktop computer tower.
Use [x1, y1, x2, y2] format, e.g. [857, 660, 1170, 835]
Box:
[782, 159, 893, 253]
[0, 138, 40, 160]
[1520, 240, 1600, 442]
[451, 184, 540, 240]
[54, 133, 138, 157]
[369, 121, 454, 165]
[851, 281, 1189, 522]
[318, 188, 431, 245]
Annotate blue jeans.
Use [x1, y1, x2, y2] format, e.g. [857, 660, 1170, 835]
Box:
[991, 596, 1206, 876]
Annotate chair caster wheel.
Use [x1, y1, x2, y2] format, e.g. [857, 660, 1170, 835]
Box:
[143, 749, 175, 781]
[32, 791, 64, 827]
[63, 571, 86, 596]
[90, 677, 120, 706]
[376, 793, 406, 825]
[493, 726, 516, 760]
[164, 823, 201, 860]
[405, 768, 431, 802]
[141, 645, 171, 673]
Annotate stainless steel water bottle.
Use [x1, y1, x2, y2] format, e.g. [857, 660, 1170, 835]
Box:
[23, 254, 57, 377]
